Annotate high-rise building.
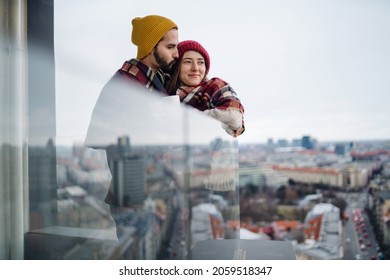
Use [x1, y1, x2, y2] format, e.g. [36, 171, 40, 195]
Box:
[28, 139, 58, 229]
[335, 142, 351, 156]
[301, 135, 314, 150]
[108, 136, 146, 207]
[291, 138, 302, 147]
[267, 138, 274, 146]
[277, 139, 289, 147]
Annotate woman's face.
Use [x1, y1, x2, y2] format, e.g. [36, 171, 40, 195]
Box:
[179, 50, 206, 86]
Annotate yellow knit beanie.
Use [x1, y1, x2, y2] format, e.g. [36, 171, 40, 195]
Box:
[131, 15, 177, 59]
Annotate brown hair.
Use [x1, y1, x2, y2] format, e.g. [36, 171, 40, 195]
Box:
[165, 59, 182, 95]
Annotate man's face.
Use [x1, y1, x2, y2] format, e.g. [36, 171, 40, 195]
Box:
[153, 29, 179, 73]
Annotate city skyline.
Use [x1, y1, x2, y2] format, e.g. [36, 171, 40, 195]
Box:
[55, 134, 390, 149]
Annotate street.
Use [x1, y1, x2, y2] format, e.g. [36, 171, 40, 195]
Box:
[341, 192, 379, 260]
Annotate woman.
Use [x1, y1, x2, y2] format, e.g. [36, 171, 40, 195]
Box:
[166, 40, 245, 137]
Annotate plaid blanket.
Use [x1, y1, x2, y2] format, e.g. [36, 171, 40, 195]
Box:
[176, 77, 244, 113]
[176, 77, 245, 135]
[120, 59, 168, 94]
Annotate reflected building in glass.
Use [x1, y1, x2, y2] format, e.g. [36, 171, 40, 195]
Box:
[107, 136, 146, 207]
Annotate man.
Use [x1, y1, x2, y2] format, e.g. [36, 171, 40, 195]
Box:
[84, 15, 179, 258]
[85, 14, 179, 152]
[105, 15, 178, 94]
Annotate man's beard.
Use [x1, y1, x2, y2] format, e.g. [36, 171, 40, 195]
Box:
[153, 48, 175, 73]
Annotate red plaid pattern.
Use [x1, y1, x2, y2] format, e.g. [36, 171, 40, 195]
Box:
[176, 77, 244, 113]
[120, 59, 168, 94]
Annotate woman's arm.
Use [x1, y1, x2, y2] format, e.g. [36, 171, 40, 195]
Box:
[205, 78, 245, 137]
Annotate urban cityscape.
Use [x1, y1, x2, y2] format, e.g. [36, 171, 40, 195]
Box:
[43, 134, 390, 260]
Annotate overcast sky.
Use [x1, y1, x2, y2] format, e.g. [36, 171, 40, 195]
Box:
[55, 0, 390, 145]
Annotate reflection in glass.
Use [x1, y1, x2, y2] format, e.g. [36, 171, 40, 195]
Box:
[23, 78, 239, 259]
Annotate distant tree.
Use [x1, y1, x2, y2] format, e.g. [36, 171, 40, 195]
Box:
[276, 186, 286, 202]
[285, 187, 298, 204]
[332, 197, 347, 219]
[247, 183, 260, 195]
